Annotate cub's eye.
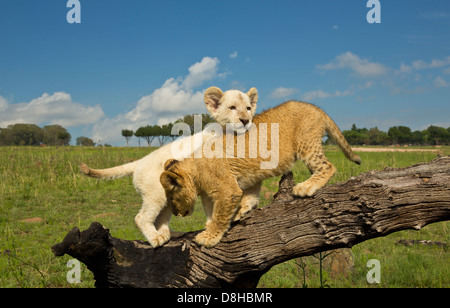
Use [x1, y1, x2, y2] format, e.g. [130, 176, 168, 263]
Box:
[247, 107, 251, 111]
[229, 106, 236, 110]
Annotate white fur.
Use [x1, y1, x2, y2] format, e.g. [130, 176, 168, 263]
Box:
[132, 131, 214, 247]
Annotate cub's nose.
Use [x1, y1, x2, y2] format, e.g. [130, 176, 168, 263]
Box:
[240, 119, 249, 126]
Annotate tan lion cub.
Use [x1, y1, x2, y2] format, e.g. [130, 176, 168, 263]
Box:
[80, 87, 258, 248]
[160, 87, 361, 248]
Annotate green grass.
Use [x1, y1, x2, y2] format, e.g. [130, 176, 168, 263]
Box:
[0, 146, 151, 287]
[0, 145, 449, 288]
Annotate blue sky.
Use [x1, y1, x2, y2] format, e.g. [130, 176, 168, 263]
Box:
[0, 0, 449, 146]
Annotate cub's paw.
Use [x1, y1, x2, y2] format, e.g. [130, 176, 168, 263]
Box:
[293, 182, 320, 197]
[148, 232, 171, 248]
[233, 204, 257, 221]
[194, 231, 223, 248]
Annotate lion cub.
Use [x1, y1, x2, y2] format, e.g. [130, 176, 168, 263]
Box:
[80, 87, 257, 248]
[160, 88, 361, 248]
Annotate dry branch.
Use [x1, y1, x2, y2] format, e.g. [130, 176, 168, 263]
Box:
[52, 156, 450, 288]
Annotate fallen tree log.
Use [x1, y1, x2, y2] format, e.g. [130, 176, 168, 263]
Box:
[52, 156, 450, 288]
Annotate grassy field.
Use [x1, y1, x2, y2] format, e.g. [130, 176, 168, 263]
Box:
[0, 145, 449, 288]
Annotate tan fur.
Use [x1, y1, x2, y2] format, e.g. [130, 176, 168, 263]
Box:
[161, 93, 361, 248]
[80, 87, 258, 248]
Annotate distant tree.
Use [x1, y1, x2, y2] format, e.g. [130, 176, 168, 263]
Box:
[342, 130, 365, 145]
[175, 113, 217, 135]
[179, 114, 196, 133]
[425, 125, 449, 145]
[58, 131, 71, 145]
[157, 124, 173, 146]
[148, 125, 160, 146]
[0, 124, 71, 146]
[367, 127, 389, 145]
[411, 130, 424, 145]
[0, 127, 11, 145]
[6, 124, 44, 145]
[135, 125, 158, 146]
[342, 124, 369, 145]
[43, 125, 71, 146]
[447, 127, 450, 144]
[330, 124, 449, 146]
[388, 126, 413, 145]
[76, 136, 95, 146]
[165, 123, 177, 142]
[133, 127, 143, 147]
[121, 129, 134, 146]
[167, 123, 178, 142]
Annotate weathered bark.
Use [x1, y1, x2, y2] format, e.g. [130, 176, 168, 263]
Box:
[52, 156, 450, 288]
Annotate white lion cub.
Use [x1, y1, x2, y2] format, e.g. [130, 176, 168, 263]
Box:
[80, 87, 258, 247]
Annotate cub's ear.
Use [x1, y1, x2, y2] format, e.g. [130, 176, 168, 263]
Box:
[204, 87, 224, 113]
[247, 87, 258, 106]
[164, 159, 179, 171]
[160, 171, 183, 192]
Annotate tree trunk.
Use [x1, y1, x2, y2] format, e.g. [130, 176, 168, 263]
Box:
[52, 156, 450, 288]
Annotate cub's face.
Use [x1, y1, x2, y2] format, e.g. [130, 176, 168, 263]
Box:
[160, 159, 197, 217]
[204, 87, 258, 135]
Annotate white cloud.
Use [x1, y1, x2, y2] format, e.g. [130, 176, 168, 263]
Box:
[398, 56, 450, 74]
[301, 89, 352, 102]
[91, 56, 221, 145]
[270, 87, 299, 98]
[359, 81, 374, 89]
[181, 56, 219, 89]
[0, 92, 104, 128]
[434, 76, 448, 88]
[398, 63, 413, 74]
[229, 51, 238, 59]
[317, 51, 388, 77]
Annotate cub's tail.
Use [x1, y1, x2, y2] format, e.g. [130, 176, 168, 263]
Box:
[324, 114, 361, 165]
[80, 160, 139, 180]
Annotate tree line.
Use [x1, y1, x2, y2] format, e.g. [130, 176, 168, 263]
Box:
[332, 124, 450, 146]
[121, 113, 216, 146]
[0, 124, 71, 146]
[2, 120, 448, 147]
